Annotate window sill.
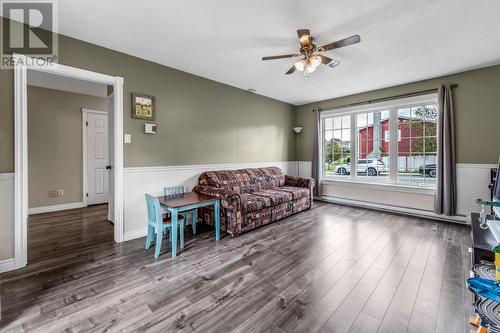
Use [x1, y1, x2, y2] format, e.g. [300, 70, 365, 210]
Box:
[320, 178, 436, 195]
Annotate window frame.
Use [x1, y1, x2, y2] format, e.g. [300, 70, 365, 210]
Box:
[319, 93, 438, 189]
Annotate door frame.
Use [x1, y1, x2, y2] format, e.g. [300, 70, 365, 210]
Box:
[13, 54, 125, 269]
[82, 108, 109, 207]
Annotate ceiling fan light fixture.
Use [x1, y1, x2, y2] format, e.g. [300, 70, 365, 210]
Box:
[261, 29, 360, 76]
[294, 59, 306, 71]
[311, 55, 321, 68]
[304, 59, 318, 73]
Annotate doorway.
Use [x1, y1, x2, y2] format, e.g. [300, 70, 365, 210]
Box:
[83, 109, 110, 206]
[13, 54, 124, 269]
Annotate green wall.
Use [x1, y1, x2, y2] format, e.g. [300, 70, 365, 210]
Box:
[296, 64, 500, 164]
[28, 86, 107, 208]
[0, 22, 296, 173]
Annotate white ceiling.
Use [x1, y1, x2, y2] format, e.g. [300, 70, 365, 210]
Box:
[53, 0, 500, 105]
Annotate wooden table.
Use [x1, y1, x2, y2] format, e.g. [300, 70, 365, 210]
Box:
[158, 192, 220, 257]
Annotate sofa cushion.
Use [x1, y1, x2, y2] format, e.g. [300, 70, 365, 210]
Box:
[240, 193, 272, 214]
[252, 189, 293, 205]
[198, 170, 240, 190]
[198, 168, 266, 193]
[259, 167, 286, 189]
[276, 186, 310, 200]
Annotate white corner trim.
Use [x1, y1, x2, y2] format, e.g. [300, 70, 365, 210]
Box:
[123, 227, 147, 242]
[320, 196, 469, 224]
[28, 202, 86, 215]
[0, 258, 15, 273]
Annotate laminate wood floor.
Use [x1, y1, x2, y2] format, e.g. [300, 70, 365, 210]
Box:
[0, 202, 472, 332]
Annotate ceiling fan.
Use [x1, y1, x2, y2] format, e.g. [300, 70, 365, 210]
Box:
[262, 29, 360, 75]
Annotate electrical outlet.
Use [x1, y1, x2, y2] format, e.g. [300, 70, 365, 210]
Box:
[57, 189, 64, 197]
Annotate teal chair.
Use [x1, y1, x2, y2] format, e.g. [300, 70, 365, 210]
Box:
[164, 186, 198, 235]
[145, 194, 185, 258]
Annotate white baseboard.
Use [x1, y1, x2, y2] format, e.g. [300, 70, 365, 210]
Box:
[0, 258, 15, 273]
[28, 202, 87, 215]
[123, 227, 147, 242]
[320, 195, 469, 224]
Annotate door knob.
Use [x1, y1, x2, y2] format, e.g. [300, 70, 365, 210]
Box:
[106, 165, 112, 170]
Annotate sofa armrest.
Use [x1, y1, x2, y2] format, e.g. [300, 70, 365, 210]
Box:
[285, 175, 315, 189]
[192, 185, 241, 209]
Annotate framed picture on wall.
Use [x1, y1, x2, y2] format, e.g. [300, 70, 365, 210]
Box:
[131, 93, 155, 120]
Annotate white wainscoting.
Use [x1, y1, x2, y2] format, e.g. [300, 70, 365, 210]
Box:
[123, 161, 298, 241]
[321, 179, 436, 212]
[317, 163, 495, 223]
[456, 163, 496, 217]
[298, 161, 312, 178]
[0, 173, 15, 262]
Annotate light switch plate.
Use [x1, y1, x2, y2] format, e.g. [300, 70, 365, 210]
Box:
[124, 134, 132, 144]
[144, 123, 156, 134]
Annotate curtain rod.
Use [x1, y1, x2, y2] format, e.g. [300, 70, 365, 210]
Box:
[317, 84, 458, 112]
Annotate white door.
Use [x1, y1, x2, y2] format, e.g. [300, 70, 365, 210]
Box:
[107, 94, 114, 222]
[85, 111, 109, 205]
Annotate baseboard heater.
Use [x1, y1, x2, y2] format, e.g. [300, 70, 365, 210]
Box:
[317, 195, 469, 225]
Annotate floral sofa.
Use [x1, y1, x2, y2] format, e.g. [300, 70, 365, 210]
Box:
[193, 166, 315, 237]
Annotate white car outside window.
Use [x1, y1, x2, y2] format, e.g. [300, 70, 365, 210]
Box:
[335, 159, 386, 176]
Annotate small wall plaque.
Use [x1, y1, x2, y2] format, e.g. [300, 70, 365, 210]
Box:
[131, 93, 155, 120]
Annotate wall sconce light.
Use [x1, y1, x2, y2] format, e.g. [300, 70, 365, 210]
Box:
[293, 126, 303, 134]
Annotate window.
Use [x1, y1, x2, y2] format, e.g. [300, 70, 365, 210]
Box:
[323, 115, 351, 179]
[396, 105, 437, 187]
[320, 94, 438, 188]
[384, 130, 401, 142]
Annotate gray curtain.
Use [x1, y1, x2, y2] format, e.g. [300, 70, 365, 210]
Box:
[311, 107, 320, 197]
[434, 84, 456, 215]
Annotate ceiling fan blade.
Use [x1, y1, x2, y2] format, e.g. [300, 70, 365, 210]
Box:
[320, 35, 361, 52]
[297, 29, 311, 47]
[262, 53, 301, 61]
[285, 65, 297, 75]
[319, 55, 340, 68]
